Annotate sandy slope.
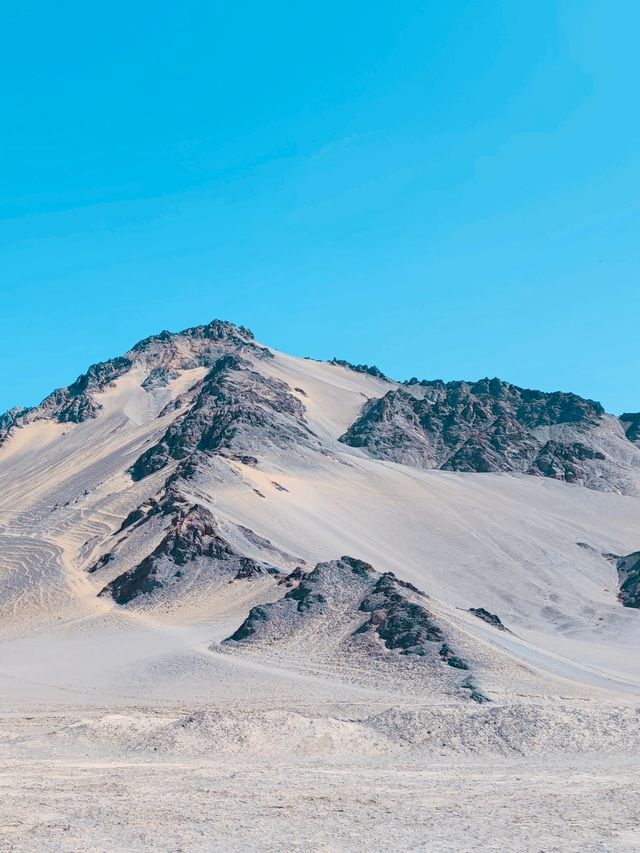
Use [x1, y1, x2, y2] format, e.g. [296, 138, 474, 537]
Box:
[1, 343, 640, 851]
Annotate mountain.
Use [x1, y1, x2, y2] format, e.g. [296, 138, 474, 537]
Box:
[3, 318, 640, 850]
[1, 318, 640, 704]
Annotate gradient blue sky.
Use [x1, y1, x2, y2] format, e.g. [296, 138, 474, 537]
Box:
[1, 0, 638, 414]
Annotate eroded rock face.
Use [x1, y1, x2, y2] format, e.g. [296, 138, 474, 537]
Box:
[0, 357, 133, 444]
[130, 354, 316, 480]
[356, 573, 444, 654]
[0, 407, 30, 445]
[469, 608, 506, 631]
[339, 378, 615, 487]
[99, 503, 278, 605]
[529, 441, 605, 484]
[621, 413, 640, 445]
[0, 320, 270, 445]
[225, 556, 470, 671]
[617, 551, 640, 609]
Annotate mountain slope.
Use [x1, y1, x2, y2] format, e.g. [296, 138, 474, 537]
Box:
[1, 319, 640, 709]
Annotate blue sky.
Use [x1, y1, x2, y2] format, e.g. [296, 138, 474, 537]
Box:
[1, 0, 638, 414]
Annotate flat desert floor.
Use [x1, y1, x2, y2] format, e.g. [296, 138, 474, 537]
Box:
[1, 704, 639, 853]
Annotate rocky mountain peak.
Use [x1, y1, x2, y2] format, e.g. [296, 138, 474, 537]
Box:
[0, 320, 269, 446]
[339, 375, 635, 492]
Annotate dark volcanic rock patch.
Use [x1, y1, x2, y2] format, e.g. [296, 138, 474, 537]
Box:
[0, 357, 133, 443]
[355, 573, 444, 654]
[130, 354, 317, 480]
[329, 358, 389, 381]
[0, 319, 270, 446]
[339, 377, 619, 488]
[621, 413, 640, 445]
[529, 440, 605, 484]
[616, 551, 640, 609]
[469, 608, 507, 631]
[99, 503, 279, 605]
[224, 557, 479, 693]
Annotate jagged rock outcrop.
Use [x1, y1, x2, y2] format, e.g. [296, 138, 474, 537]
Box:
[225, 556, 472, 673]
[621, 413, 640, 445]
[130, 354, 317, 480]
[469, 608, 506, 631]
[130, 320, 271, 368]
[329, 359, 389, 380]
[0, 320, 269, 445]
[141, 367, 180, 390]
[99, 503, 279, 605]
[339, 377, 623, 489]
[355, 572, 447, 655]
[2, 318, 637, 497]
[441, 415, 540, 473]
[616, 551, 640, 609]
[529, 440, 605, 484]
[0, 407, 30, 444]
[0, 357, 133, 444]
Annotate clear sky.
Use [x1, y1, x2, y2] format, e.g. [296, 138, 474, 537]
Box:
[1, 0, 638, 414]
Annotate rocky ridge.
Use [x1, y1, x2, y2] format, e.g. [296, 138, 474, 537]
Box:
[130, 353, 317, 481]
[616, 551, 640, 609]
[95, 494, 282, 606]
[0, 320, 269, 445]
[2, 319, 638, 494]
[621, 412, 640, 445]
[224, 556, 487, 701]
[338, 378, 639, 491]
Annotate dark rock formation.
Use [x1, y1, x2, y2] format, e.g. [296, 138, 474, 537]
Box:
[329, 359, 389, 381]
[117, 507, 148, 533]
[438, 643, 470, 670]
[469, 608, 506, 631]
[226, 606, 271, 641]
[441, 416, 540, 474]
[130, 354, 316, 480]
[87, 552, 114, 574]
[100, 504, 277, 605]
[340, 377, 611, 486]
[131, 319, 271, 364]
[621, 413, 640, 445]
[616, 551, 640, 609]
[529, 440, 605, 484]
[141, 367, 180, 390]
[225, 556, 470, 672]
[0, 407, 30, 446]
[356, 573, 443, 654]
[0, 357, 133, 443]
[0, 319, 269, 445]
[461, 678, 490, 703]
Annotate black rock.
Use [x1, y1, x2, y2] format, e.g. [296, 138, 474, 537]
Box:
[621, 412, 640, 445]
[617, 551, 640, 609]
[340, 377, 608, 487]
[469, 607, 506, 630]
[100, 504, 275, 604]
[130, 354, 315, 481]
[329, 358, 389, 380]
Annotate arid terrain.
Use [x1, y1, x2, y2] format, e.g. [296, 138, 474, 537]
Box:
[1, 320, 639, 851]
